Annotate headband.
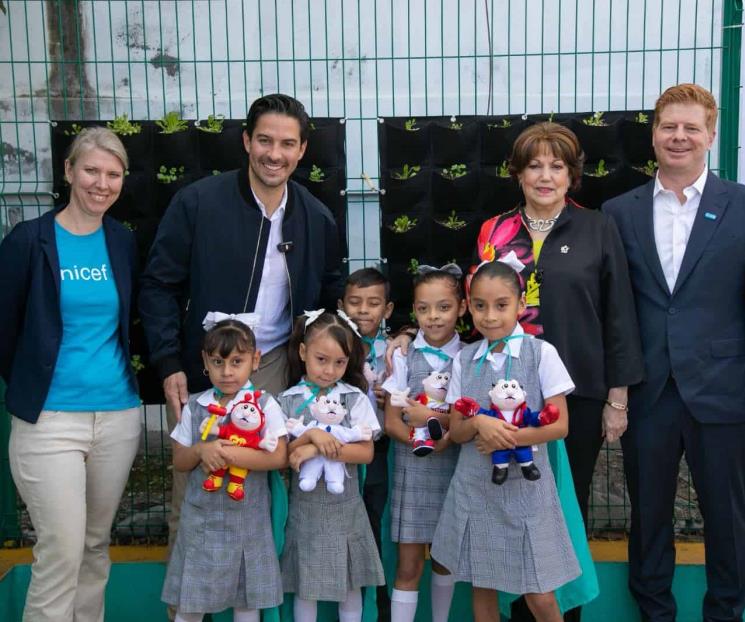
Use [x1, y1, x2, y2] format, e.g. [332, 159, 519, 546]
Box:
[416, 262, 463, 278]
[203, 311, 261, 332]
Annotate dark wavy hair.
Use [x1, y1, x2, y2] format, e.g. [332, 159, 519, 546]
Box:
[245, 93, 311, 143]
[202, 320, 257, 358]
[287, 311, 367, 392]
[470, 261, 523, 298]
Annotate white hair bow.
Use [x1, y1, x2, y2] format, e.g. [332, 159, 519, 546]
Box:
[475, 250, 526, 275]
[303, 309, 325, 329]
[336, 309, 362, 337]
[202, 311, 262, 332]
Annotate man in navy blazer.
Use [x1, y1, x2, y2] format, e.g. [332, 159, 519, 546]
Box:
[603, 84, 745, 622]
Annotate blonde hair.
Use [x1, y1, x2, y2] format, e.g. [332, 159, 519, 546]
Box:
[66, 126, 129, 170]
[508, 122, 585, 192]
[654, 83, 718, 132]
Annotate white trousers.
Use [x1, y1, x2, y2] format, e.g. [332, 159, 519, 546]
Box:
[9, 408, 141, 622]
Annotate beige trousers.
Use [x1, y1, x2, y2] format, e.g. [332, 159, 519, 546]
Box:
[9, 407, 141, 622]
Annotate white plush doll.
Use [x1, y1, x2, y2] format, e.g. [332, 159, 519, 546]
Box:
[389, 370, 450, 457]
[286, 394, 373, 494]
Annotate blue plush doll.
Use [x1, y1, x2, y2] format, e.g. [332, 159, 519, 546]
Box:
[454, 378, 560, 485]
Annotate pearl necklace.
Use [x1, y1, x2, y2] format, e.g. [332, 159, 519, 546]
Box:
[521, 206, 565, 232]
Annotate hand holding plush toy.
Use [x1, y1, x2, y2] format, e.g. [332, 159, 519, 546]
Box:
[200, 391, 278, 501]
[287, 395, 372, 494]
[454, 379, 559, 485]
[404, 371, 450, 457]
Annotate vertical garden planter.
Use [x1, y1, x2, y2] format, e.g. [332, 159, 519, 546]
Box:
[479, 165, 522, 216]
[302, 119, 346, 168]
[155, 172, 193, 215]
[480, 117, 529, 164]
[197, 123, 245, 172]
[574, 162, 624, 209]
[381, 212, 429, 262]
[431, 166, 479, 217]
[570, 115, 623, 163]
[621, 114, 655, 165]
[431, 211, 481, 262]
[118, 129, 152, 171]
[154, 126, 197, 170]
[380, 166, 430, 215]
[111, 171, 155, 220]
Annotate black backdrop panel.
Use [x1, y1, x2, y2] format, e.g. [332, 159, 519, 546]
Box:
[378, 111, 655, 329]
[51, 117, 347, 403]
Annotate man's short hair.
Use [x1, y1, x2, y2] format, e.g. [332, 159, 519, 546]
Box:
[345, 267, 391, 302]
[245, 93, 311, 143]
[654, 83, 718, 132]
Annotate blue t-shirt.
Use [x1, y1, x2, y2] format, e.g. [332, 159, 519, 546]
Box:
[43, 222, 140, 411]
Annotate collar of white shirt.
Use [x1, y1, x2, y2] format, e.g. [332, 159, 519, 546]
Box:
[282, 379, 360, 397]
[196, 384, 257, 409]
[252, 186, 288, 221]
[471, 322, 526, 364]
[653, 165, 708, 203]
[413, 330, 461, 360]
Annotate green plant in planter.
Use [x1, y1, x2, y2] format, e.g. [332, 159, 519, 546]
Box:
[121, 220, 136, 232]
[440, 210, 466, 230]
[309, 121, 317, 131]
[409, 310, 417, 324]
[634, 159, 658, 177]
[392, 164, 420, 180]
[449, 116, 463, 130]
[583, 111, 607, 127]
[633, 111, 649, 124]
[404, 118, 419, 132]
[391, 214, 418, 233]
[586, 159, 610, 178]
[155, 111, 189, 134]
[441, 164, 468, 180]
[130, 354, 146, 374]
[196, 114, 224, 133]
[488, 118, 511, 129]
[212, 169, 221, 176]
[308, 165, 325, 182]
[455, 317, 471, 335]
[547, 111, 556, 123]
[63, 123, 84, 136]
[497, 160, 510, 178]
[107, 114, 142, 136]
[407, 258, 420, 275]
[157, 165, 185, 183]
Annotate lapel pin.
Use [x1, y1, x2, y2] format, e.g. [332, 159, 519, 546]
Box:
[560, 245, 570, 254]
[704, 212, 717, 220]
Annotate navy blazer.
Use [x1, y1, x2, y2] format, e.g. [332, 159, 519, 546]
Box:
[603, 172, 745, 424]
[0, 209, 138, 423]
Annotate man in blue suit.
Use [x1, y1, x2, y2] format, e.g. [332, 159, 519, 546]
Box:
[603, 83, 745, 622]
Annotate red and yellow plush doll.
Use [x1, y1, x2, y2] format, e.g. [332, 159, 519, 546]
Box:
[199, 391, 278, 500]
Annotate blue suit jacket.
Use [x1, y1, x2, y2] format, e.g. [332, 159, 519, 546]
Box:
[0, 209, 138, 423]
[603, 172, 745, 424]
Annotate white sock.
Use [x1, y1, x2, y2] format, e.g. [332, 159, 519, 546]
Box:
[431, 572, 456, 622]
[391, 588, 419, 622]
[338, 588, 363, 622]
[174, 613, 203, 622]
[233, 608, 260, 622]
[293, 596, 318, 622]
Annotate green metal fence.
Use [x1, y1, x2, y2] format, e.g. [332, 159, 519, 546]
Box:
[0, 0, 741, 543]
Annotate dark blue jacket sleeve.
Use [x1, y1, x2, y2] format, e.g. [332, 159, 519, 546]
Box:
[0, 223, 32, 382]
[138, 190, 195, 380]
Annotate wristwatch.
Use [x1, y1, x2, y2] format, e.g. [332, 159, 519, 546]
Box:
[605, 400, 628, 411]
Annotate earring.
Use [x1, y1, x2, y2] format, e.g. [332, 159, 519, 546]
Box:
[202, 368, 209, 376]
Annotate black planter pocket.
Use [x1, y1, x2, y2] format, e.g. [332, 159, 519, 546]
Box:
[621, 117, 655, 165]
[431, 120, 479, 166]
[380, 167, 430, 215]
[480, 117, 529, 164]
[294, 167, 342, 207]
[303, 119, 345, 168]
[119, 129, 152, 170]
[574, 163, 624, 209]
[154, 129, 197, 170]
[624, 164, 656, 191]
[198, 127, 245, 172]
[571, 118, 622, 162]
[112, 171, 154, 220]
[155, 173, 194, 215]
[430, 211, 481, 262]
[479, 166, 522, 216]
[386, 262, 417, 317]
[381, 212, 429, 262]
[432, 167, 479, 217]
[380, 119, 431, 169]
[50, 121, 99, 179]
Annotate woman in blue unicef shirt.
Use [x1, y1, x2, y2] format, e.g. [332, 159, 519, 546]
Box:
[0, 127, 141, 622]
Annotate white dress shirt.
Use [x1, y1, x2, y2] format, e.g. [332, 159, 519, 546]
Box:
[252, 188, 292, 354]
[653, 166, 708, 292]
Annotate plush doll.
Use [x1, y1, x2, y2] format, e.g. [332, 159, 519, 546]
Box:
[390, 370, 450, 456]
[363, 361, 385, 391]
[199, 391, 279, 501]
[454, 379, 559, 485]
[286, 394, 373, 494]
